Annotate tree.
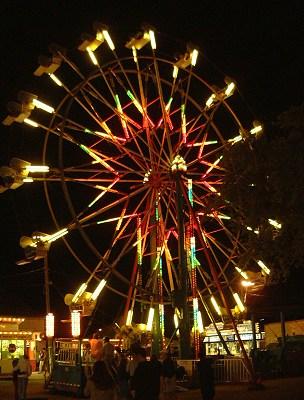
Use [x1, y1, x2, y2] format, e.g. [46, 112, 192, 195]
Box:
[222, 104, 304, 280]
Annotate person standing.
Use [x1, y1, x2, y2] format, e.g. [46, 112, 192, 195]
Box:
[13, 354, 32, 400]
[161, 352, 177, 400]
[197, 350, 215, 400]
[38, 348, 46, 373]
[12, 358, 19, 400]
[150, 354, 162, 375]
[83, 342, 93, 378]
[130, 347, 161, 400]
[84, 360, 116, 400]
[90, 332, 104, 361]
[116, 351, 130, 400]
[101, 336, 115, 365]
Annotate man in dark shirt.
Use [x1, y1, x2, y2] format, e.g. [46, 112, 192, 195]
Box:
[130, 347, 161, 400]
[197, 349, 215, 400]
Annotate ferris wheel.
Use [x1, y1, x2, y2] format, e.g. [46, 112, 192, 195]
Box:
[3, 24, 269, 359]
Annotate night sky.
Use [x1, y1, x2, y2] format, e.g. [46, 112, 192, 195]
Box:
[0, 1, 303, 330]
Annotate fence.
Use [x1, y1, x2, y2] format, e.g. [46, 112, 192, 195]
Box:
[177, 357, 251, 385]
[213, 357, 251, 383]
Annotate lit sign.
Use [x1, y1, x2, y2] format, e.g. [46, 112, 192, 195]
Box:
[203, 333, 262, 343]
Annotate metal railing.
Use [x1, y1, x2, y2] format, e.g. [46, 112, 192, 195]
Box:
[56, 349, 77, 364]
[177, 357, 251, 385]
[214, 358, 251, 383]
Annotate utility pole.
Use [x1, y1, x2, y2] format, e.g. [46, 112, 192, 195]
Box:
[17, 236, 53, 377]
[42, 247, 51, 314]
[36, 241, 53, 378]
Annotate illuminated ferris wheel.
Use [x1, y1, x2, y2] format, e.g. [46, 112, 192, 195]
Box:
[3, 24, 269, 359]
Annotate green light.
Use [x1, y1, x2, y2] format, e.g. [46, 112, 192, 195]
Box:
[127, 90, 135, 101]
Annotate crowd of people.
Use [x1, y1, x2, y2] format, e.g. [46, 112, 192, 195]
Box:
[83, 335, 215, 400]
[83, 336, 182, 400]
[9, 335, 214, 400]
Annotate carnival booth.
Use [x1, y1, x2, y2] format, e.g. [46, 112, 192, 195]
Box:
[203, 320, 264, 356]
[0, 316, 44, 375]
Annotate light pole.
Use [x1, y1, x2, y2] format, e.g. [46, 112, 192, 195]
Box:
[39, 243, 54, 378]
[17, 233, 53, 376]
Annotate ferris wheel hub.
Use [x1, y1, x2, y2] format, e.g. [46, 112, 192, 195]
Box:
[171, 155, 187, 173]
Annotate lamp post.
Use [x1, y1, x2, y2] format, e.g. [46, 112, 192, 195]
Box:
[45, 312, 54, 378]
[71, 310, 82, 367]
[17, 233, 53, 376]
[39, 243, 54, 378]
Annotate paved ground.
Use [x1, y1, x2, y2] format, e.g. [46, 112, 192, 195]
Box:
[1, 373, 304, 399]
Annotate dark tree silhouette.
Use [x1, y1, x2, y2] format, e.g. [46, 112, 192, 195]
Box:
[222, 104, 304, 281]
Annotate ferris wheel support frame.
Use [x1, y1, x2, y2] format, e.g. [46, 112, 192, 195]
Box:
[175, 172, 192, 359]
[181, 183, 256, 381]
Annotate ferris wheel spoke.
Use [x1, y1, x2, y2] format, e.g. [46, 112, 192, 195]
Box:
[201, 229, 238, 274]
[205, 247, 240, 308]
[159, 233, 179, 292]
[108, 67, 154, 140]
[187, 139, 226, 170]
[79, 87, 141, 144]
[69, 68, 140, 140]
[68, 89, 117, 134]
[160, 188, 179, 228]
[150, 53, 173, 157]
[51, 118, 126, 152]
[57, 49, 126, 124]
[182, 66, 195, 110]
[111, 50, 140, 100]
[97, 186, 151, 240]
[76, 184, 147, 226]
[211, 215, 244, 251]
[48, 67, 119, 135]
[108, 228, 139, 274]
[78, 89, 126, 142]
[56, 49, 88, 81]
[203, 235, 234, 279]
[135, 69, 172, 166]
[132, 52, 157, 131]
[140, 122, 172, 167]
[110, 187, 153, 248]
[196, 267, 213, 296]
[163, 240, 177, 291]
[177, 74, 195, 148]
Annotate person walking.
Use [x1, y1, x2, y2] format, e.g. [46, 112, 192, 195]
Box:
[84, 360, 116, 400]
[13, 354, 32, 400]
[197, 349, 215, 400]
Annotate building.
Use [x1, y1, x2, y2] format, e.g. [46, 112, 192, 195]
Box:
[203, 320, 264, 356]
[264, 319, 304, 346]
[0, 315, 44, 374]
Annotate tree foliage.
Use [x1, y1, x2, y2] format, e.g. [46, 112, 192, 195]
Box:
[222, 104, 304, 280]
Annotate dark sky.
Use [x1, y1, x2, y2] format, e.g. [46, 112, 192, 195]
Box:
[0, 1, 303, 328]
